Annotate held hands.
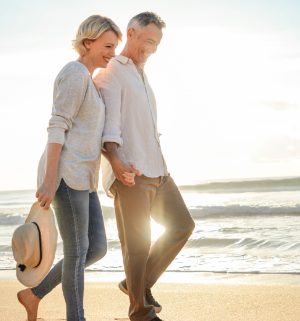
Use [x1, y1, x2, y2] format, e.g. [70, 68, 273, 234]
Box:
[35, 178, 56, 210]
[110, 157, 141, 187]
[102, 143, 141, 186]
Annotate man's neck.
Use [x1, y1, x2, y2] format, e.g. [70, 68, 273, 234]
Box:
[120, 49, 144, 71]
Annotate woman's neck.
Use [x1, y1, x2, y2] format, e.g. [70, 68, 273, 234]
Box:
[77, 56, 95, 75]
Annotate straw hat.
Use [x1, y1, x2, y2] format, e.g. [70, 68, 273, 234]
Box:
[12, 202, 58, 287]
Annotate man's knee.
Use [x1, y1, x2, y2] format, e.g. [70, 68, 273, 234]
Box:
[181, 218, 195, 239]
[187, 218, 195, 234]
[171, 216, 195, 240]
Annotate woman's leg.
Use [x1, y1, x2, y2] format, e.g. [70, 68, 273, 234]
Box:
[31, 191, 107, 297]
[85, 191, 107, 266]
[34, 179, 90, 321]
[18, 183, 107, 321]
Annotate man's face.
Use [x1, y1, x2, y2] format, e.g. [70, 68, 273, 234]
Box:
[129, 23, 163, 65]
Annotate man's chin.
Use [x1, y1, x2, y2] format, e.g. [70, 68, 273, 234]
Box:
[140, 57, 149, 64]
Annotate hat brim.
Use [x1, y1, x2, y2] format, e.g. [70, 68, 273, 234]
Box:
[16, 202, 57, 287]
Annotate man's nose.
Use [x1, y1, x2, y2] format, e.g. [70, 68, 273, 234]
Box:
[151, 44, 158, 54]
[146, 45, 157, 55]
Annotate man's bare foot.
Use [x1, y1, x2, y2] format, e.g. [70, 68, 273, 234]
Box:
[17, 288, 40, 321]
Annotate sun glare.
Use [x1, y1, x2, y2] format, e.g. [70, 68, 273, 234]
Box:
[151, 219, 165, 242]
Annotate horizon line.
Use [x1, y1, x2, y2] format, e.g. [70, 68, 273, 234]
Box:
[1, 174, 300, 193]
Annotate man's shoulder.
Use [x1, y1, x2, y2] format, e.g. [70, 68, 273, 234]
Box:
[96, 56, 129, 79]
[108, 55, 132, 70]
[113, 55, 131, 65]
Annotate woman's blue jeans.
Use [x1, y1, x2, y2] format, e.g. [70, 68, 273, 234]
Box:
[32, 179, 107, 321]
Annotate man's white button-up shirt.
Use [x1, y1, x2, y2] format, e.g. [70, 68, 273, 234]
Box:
[94, 55, 168, 195]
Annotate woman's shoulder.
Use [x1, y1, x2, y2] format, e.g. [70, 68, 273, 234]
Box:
[56, 61, 89, 80]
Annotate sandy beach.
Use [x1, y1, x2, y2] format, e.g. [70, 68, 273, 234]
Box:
[1, 272, 300, 321]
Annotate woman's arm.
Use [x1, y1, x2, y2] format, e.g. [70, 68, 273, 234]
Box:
[36, 143, 62, 209]
[37, 63, 89, 209]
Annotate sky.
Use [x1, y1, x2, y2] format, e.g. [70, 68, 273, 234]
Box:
[1, 0, 300, 190]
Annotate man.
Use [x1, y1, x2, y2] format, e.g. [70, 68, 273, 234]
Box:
[94, 12, 195, 321]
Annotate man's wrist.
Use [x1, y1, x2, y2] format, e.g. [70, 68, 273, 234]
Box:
[110, 154, 122, 166]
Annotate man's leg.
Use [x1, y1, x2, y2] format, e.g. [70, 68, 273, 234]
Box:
[111, 177, 158, 321]
[145, 175, 195, 288]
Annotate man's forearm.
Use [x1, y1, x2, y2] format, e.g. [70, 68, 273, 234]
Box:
[103, 142, 121, 162]
[103, 142, 140, 187]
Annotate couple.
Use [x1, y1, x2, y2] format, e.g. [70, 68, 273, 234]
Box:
[17, 12, 195, 321]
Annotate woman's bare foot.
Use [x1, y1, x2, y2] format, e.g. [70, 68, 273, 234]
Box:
[17, 288, 40, 321]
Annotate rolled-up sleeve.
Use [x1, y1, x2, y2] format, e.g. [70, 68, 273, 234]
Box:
[94, 67, 123, 147]
[47, 65, 88, 145]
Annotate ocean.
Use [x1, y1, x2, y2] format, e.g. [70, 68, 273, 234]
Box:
[1, 177, 300, 275]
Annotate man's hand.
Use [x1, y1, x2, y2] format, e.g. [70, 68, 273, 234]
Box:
[102, 142, 141, 187]
[111, 157, 141, 187]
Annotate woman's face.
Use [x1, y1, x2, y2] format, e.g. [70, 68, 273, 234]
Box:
[85, 30, 119, 68]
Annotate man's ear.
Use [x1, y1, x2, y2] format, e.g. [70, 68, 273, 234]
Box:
[127, 28, 135, 39]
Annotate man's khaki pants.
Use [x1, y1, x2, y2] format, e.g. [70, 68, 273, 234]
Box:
[110, 175, 195, 321]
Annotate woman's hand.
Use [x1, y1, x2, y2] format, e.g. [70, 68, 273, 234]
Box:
[36, 143, 63, 209]
[36, 177, 57, 210]
[102, 142, 141, 187]
[110, 157, 141, 187]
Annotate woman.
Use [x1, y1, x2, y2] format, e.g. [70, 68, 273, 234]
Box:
[17, 15, 124, 321]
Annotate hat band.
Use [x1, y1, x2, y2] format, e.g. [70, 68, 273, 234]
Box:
[18, 221, 43, 272]
[32, 222, 43, 267]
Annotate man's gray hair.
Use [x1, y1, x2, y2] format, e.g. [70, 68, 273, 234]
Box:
[127, 12, 166, 30]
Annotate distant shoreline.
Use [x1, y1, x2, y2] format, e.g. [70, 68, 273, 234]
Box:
[1, 175, 300, 194]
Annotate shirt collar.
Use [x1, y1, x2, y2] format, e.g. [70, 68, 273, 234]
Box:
[115, 55, 132, 65]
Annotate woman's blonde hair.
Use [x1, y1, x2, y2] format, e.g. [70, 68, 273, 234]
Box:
[72, 15, 122, 56]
